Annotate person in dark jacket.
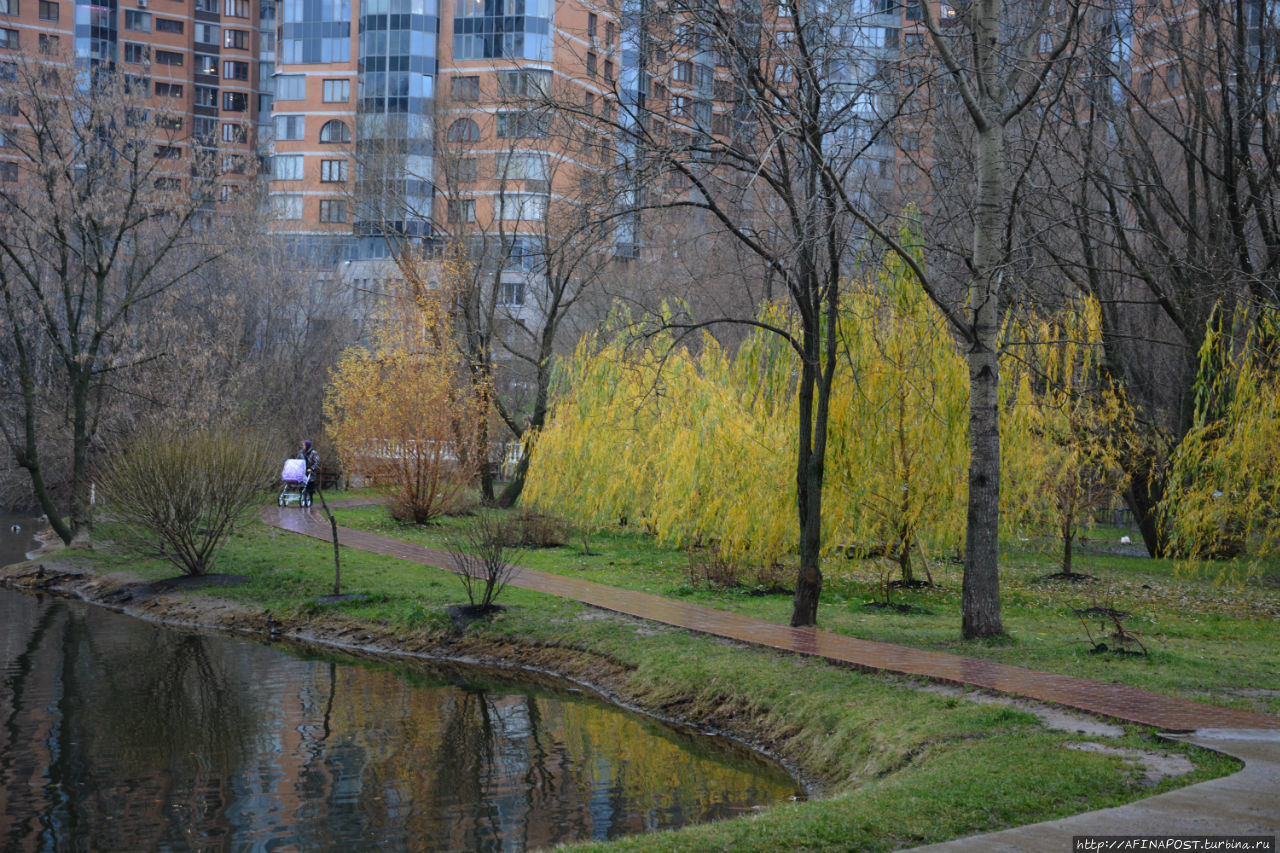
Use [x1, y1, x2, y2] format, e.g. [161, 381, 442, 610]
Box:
[298, 439, 320, 500]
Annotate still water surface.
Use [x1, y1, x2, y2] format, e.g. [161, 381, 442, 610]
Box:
[0, 557, 799, 850]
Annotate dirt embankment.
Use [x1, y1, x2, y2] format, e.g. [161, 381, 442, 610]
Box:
[0, 556, 818, 792]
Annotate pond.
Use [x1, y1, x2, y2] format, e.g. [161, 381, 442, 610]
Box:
[0, 582, 801, 851]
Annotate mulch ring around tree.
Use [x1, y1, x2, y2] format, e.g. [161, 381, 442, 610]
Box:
[446, 603, 506, 629]
[1042, 571, 1100, 582]
[145, 574, 250, 594]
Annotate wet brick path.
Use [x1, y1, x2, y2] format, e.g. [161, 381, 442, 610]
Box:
[263, 505, 1279, 733]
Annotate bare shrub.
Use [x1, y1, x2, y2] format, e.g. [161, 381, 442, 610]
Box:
[503, 510, 569, 549]
[447, 512, 524, 611]
[100, 427, 276, 576]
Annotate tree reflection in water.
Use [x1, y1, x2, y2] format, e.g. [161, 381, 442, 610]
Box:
[0, 590, 799, 850]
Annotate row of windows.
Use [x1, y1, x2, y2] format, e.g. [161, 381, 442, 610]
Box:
[275, 75, 349, 102]
[449, 69, 550, 103]
[445, 111, 548, 142]
[272, 154, 347, 181]
[274, 116, 350, 142]
[446, 192, 547, 222]
[272, 194, 347, 222]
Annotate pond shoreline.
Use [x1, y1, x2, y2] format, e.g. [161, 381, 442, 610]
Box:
[0, 554, 819, 798]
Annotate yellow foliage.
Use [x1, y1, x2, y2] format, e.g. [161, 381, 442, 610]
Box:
[324, 274, 483, 522]
[1164, 306, 1280, 578]
[1000, 297, 1132, 571]
[825, 251, 969, 579]
[527, 256, 970, 574]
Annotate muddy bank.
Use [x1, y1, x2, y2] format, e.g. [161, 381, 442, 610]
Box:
[0, 555, 819, 794]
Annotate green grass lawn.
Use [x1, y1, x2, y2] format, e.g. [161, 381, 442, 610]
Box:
[58, 502, 1265, 852]
[327, 503, 1280, 717]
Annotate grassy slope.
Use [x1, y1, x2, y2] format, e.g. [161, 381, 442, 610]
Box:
[68, 508, 1258, 851]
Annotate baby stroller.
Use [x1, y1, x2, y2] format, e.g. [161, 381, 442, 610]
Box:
[278, 458, 312, 507]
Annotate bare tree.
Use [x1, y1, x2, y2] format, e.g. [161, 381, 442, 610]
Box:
[1026, 0, 1280, 556]
[0, 50, 249, 545]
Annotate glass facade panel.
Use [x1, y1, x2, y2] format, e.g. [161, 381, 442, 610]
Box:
[452, 0, 552, 61]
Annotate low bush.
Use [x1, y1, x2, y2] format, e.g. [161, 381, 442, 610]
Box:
[100, 426, 275, 576]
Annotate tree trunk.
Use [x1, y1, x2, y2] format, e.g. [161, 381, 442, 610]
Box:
[790, 351, 823, 627]
[961, 115, 1005, 640]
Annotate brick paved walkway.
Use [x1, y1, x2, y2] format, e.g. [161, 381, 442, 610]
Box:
[263, 504, 1280, 733]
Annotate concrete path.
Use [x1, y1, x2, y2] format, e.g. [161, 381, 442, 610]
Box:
[906, 730, 1280, 848]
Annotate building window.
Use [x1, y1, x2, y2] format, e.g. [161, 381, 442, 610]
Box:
[320, 158, 347, 182]
[196, 54, 218, 76]
[154, 177, 181, 191]
[499, 279, 525, 307]
[671, 95, 689, 117]
[155, 113, 183, 131]
[222, 155, 246, 174]
[273, 194, 303, 220]
[319, 199, 346, 222]
[273, 154, 303, 180]
[587, 12, 596, 39]
[38, 33, 59, 53]
[221, 122, 246, 142]
[319, 119, 350, 143]
[673, 60, 692, 83]
[224, 29, 249, 49]
[194, 85, 217, 107]
[496, 192, 547, 222]
[222, 91, 248, 111]
[0, 0, 15, 15]
[155, 50, 183, 65]
[0, 162, 18, 182]
[447, 117, 480, 142]
[604, 60, 613, 83]
[125, 10, 151, 31]
[38, 0, 56, 20]
[193, 116, 217, 141]
[447, 198, 475, 224]
[274, 114, 304, 140]
[586, 51, 597, 77]
[446, 157, 477, 183]
[605, 20, 614, 45]
[495, 111, 548, 139]
[323, 78, 349, 102]
[494, 152, 548, 181]
[223, 60, 249, 81]
[452, 75, 479, 101]
[275, 74, 304, 100]
[497, 70, 550, 100]
[224, 0, 248, 17]
[123, 42, 148, 63]
[154, 145, 182, 159]
[156, 17, 183, 33]
[195, 23, 219, 44]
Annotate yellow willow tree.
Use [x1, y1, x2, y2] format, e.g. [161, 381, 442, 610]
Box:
[825, 254, 969, 586]
[521, 322, 665, 531]
[1161, 306, 1280, 577]
[325, 275, 483, 523]
[525, 307, 797, 570]
[1001, 298, 1132, 577]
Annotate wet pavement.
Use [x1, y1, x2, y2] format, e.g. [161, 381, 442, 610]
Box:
[261, 505, 1279, 734]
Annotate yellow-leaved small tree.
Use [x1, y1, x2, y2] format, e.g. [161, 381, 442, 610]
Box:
[1001, 298, 1132, 577]
[325, 272, 483, 523]
[825, 251, 969, 585]
[1162, 305, 1280, 578]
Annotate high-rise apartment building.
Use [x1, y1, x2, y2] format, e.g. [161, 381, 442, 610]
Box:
[0, 0, 271, 183]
